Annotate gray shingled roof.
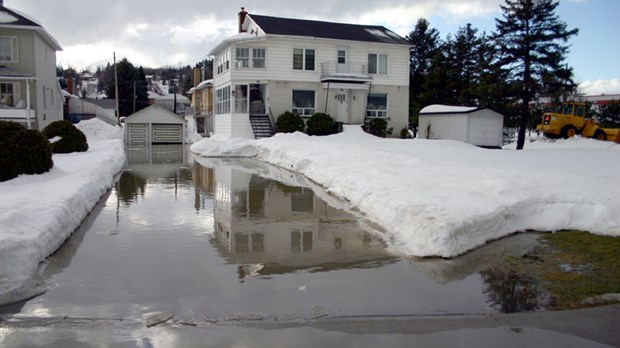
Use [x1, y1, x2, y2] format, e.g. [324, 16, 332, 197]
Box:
[249, 14, 409, 45]
[0, 6, 40, 27]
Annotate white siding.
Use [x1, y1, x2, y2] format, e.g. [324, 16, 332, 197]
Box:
[419, 114, 468, 142]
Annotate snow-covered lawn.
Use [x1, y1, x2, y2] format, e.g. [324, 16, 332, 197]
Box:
[0, 119, 125, 304]
[191, 126, 620, 258]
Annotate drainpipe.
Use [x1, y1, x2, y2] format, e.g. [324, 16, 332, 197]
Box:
[364, 82, 372, 124]
[26, 78, 31, 129]
[324, 82, 330, 114]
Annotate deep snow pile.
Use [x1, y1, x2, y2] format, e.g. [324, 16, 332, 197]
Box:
[0, 119, 125, 304]
[191, 126, 620, 257]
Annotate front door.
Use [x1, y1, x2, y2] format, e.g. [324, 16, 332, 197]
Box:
[335, 89, 348, 123]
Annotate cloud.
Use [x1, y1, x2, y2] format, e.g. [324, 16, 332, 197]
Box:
[579, 79, 620, 96]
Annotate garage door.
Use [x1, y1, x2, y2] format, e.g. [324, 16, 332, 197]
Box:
[152, 124, 183, 144]
[128, 124, 149, 144]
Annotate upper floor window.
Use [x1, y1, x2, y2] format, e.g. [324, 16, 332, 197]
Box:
[0, 36, 18, 63]
[368, 53, 388, 75]
[216, 50, 230, 75]
[367, 94, 388, 118]
[293, 48, 315, 71]
[235, 47, 266, 69]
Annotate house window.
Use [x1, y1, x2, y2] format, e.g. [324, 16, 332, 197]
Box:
[216, 50, 230, 75]
[0, 82, 20, 107]
[367, 94, 388, 118]
[291, 230, 313, 253]
[291, 188, 314, 212]
[368, 53, 388, 75]
[293, 48, 315, 71]
[0, 36, 18, 63]
[337, 50, 346, 64]
[215, 86, 230, 114]
[292, 90, 315, 116]
[235, 48, 249, 68]
[252, 48, 266, 68]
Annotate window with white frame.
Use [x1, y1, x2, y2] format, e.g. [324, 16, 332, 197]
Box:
[292, 90, 315, 116]
[252, 48, 265, 68]
[293, 48, 315, 71]
[366, 94, 388, 118]
[215, 86, 231, 114]
[0, 36, 18, 63]
[216, 50, 230, 75]
[235, 48, 249, 68]
[0, 82, 20, 107]
[368, 53, 388, 75]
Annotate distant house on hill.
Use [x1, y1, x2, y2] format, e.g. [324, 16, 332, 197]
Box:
[418, 105, 504, 148]
[0, 2, 63, 130]
[208, 8, 410, 139]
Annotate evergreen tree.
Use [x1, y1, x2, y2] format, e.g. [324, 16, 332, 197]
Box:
[406, 18, 441, 124]
[494, 0, 578, 150]
[104, 58, 150, 116]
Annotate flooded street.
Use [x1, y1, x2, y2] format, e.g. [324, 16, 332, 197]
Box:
[5, 145, 541, 321]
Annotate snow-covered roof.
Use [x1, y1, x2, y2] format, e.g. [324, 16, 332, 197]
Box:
[209, 32, 267, 55]
[419, 105, 481, 114]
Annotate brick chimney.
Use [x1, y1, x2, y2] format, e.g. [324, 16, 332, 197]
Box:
[238, 7, 248, 33]
[193, 67, 201, 87]
[67, 75, 74, 95]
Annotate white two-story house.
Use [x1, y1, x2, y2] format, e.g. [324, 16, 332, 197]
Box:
[209, 8, 410, 139]
[0, 2, 63, 130]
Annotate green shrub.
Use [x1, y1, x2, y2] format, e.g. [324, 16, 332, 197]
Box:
[400, 127, 413, 139]
[0, 121, 53, 182]
[18, 129, 53, 175]
[0, 121, 26, 181]
[363, 119, 393, 138]
[276, 111, 305, 133]
[306, 113, 335, 136]
[42, 120, 88, 153]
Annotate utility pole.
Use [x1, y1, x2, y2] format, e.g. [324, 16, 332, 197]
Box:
[133, 81, 136, 113]
[113, 52, 120, 126]
[173, 81, 177, 115]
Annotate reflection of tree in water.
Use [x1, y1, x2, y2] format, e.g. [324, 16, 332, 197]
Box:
[116, 171, 147, 205]
[480, 260, 544, 313]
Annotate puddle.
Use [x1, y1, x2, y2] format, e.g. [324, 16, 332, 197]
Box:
[2, 145, 566, 322]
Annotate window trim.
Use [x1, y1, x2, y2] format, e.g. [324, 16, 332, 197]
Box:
[368, 53, 388, 75]
[215, 85, 231, 115]
[0, 36, 18, 63]
[366, 93, 388, 118]
[293, 48, 315, 71]
[292, 90, 316, 116]
[0, 82, 21, 107]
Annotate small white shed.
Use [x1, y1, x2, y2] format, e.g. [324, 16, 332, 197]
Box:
[124, 104, 186, 144]
[418, 105, 504, 148]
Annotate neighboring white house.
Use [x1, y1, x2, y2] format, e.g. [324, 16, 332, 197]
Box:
[209, 8, 411, 139]
[418, 105, 504, 148]
[0, 3, 64, 130]
[124, 104, 185, 145]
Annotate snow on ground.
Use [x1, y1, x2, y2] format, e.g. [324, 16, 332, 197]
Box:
[0, 119, 125, 304]
[191, 126, 620, 258]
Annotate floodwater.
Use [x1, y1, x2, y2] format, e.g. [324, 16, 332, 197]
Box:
[3, 145, 543, 323]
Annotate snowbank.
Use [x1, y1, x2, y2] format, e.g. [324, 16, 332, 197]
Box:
[0, 119, 126, 304]
[191, 126, 620, 258]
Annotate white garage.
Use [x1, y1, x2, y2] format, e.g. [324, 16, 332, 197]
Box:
[418, 105, 504, 148]
[124, 104, 185, 144]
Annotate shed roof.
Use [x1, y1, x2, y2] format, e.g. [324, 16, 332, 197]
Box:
[248, 14, 409, 45]
[420, 105, 484, 115]
[125, 104, 184, 124]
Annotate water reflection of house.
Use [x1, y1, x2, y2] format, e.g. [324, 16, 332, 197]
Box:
[210, 166, 392, 276]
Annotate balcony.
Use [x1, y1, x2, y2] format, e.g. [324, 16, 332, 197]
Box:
[320, 61, 372, 83]
[0, 107, 36, 129]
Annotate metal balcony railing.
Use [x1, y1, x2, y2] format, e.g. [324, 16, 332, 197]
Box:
[320, 61, 372, 81]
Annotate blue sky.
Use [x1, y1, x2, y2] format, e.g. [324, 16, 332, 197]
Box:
[7, 0, 620, 95]
[409, 0, 620, 95]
